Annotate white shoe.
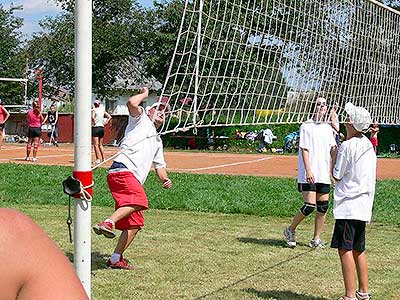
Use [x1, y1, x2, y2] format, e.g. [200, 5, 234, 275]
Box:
[25, 157, 30, 161]
[309, 237, 324, 248]
[283, 227, 296, 248]
[92, 159, 101, 164]
[32, 157, 38, 162]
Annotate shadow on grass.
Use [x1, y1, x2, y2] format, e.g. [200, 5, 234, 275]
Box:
[194, 249, 315, 300]
[237, 237, 309, 248]
[66, 251, 110, 271]
[237, 237, 286, 247]
[243, 288, 329, 300]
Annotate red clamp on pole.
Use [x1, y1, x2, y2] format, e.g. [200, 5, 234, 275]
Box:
[72, 170, 93, 198]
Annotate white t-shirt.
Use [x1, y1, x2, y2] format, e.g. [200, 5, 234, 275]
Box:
[333, 135, 376, 222]
[298, 119, 336, 184]
[93, 105, 105, 127]
[113, 108, 166, 185]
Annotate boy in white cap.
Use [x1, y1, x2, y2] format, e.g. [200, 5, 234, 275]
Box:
[331, 102, 376, 300]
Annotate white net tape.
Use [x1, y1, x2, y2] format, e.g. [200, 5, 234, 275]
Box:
[158, 0, 400, 134]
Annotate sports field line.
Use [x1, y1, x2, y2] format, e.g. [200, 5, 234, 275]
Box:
[0, 153, 74, 162]
[170, 157, 272, 172]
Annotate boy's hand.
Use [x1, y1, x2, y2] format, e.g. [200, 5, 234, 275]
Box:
[162, 178, 172, 189]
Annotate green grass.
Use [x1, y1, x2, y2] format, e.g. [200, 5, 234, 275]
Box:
[0, 163, 399, 224]
[1, 163, 400, 299]
[5, 205, 400, 300]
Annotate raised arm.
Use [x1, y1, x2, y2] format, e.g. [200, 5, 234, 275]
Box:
[127, 87, 149, 118]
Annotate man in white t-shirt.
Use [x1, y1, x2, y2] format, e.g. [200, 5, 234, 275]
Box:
[92, 99, 112, 164]
[331, 102, 375, 300]
[284, 97, 337, 248]
[93, 87, 172, 270]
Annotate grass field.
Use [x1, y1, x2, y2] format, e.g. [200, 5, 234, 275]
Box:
[1, 164, 400, 300]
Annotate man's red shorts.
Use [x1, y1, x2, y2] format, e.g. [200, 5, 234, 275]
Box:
[107, 171, 148, 230]
[370, 137, 378, 147]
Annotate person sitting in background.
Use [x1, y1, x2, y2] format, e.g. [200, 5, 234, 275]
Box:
[0, 208, 88, 300]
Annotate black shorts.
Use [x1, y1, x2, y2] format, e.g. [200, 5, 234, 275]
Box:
[0, 123, 4, 130]
[298, 183, 330, 194]
[331, 219, 366, 252]
[92, 126, 105, 138]
[28, 127, 42, 138]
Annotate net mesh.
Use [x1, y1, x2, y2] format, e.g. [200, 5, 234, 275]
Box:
[158, 0, 400, 134]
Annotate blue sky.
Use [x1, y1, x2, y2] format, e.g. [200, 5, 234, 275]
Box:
[0, 0, 154, 37]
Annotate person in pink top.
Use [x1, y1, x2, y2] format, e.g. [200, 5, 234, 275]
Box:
[0, 99, 10, 150]
[93, 87, 172, 270]
[26, 101, 44, 162]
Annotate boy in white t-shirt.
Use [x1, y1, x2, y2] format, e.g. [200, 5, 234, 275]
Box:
[331, 103, 375, 300]
[93, 87, 172, 270]
[284, 97, 337, 248]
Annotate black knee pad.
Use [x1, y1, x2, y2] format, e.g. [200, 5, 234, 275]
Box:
[300, 203, 315, 216]
[317, 201, 329, 214]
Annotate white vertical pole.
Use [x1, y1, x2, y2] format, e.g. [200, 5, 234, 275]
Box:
[193, 0, 203, 127]
[74, 0, 92, 297]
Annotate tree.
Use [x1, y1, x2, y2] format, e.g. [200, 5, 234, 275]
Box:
[0, 5, 26, 104]
[25, 0, 149, 98]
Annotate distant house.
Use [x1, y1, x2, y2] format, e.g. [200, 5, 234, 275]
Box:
[104, 59, 163, 115]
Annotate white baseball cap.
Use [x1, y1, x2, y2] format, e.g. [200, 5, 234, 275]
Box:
[344, 102, 372, 133]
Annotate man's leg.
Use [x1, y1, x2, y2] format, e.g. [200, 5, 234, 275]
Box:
[354, 250, 368, 294]
[98, 137, 105, 161]
[313, 193, 329, 240]
[110, 206, 144, 224]
[114, 227, 140, 255]
[284, 191, 316, 247]
[289, 191, 316, 231]
[92, 137, 101, 161]
[26, 138, 32, 159]
[0, 128, 3, 149]
[339, 248, 356, 299]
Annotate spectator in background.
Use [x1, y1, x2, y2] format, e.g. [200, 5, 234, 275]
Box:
[92, 99, 112, 164]
[26, 101, 44, 162]
[369, 121, 379, 154]
[43, 104, 59, 147]
[0, 98, 10, 149]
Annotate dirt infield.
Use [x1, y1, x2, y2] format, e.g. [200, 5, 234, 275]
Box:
[0, 143, 399, 179]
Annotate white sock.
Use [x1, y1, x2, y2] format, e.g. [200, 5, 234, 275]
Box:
[110, 253, 121, 263]
[105, 218, 115, 227]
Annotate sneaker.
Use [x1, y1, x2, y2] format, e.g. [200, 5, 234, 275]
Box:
[32, 157, 37, 162]
[107, 256, 134, 270]
[25, 157, 30, 161]
[283, 227, 296, 248]
[356, 291, 372, 300]
[92, 159, 101, 164]
[93, 221, 116, 239]
[309, 237, 325, 248]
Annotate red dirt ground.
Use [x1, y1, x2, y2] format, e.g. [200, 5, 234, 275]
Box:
[0, 143, 398, 179]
